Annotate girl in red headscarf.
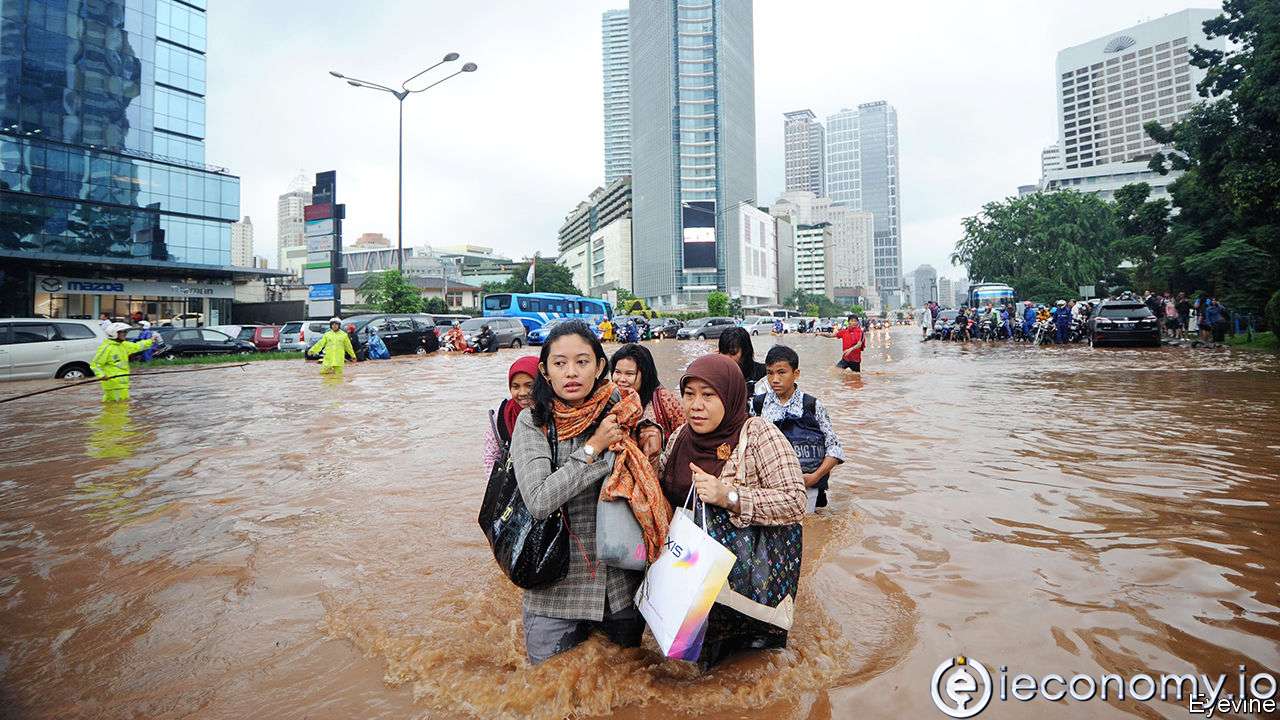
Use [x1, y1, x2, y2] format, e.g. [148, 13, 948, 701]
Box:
[482, 355, 540, 477]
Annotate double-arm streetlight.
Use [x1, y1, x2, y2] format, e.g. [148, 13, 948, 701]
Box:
[329, 54, 478, 273]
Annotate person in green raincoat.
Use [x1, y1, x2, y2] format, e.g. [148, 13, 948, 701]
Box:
[90, 322, 157, 402]
[306, 317, 356, 374]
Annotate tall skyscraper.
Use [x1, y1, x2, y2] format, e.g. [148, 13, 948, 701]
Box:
[938, 276, 953, 307]
[1042, 9, 1223, 200]
[231, 217, 254, 267]
[0, 0, 253, 321]
[825, 102, 902, 306]
[630, 0, 757, 309]
[602, 9, 632, 183]
[912, 264, 937, 306]
[784, 109, 824, 195]
[277, 177, 312, 276]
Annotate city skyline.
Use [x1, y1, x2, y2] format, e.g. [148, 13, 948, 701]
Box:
[205, 0, 1222, 287]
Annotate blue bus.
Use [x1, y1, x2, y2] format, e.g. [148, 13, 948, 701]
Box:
[967, 283, 1017, 308]
[482, 292, 613, 332]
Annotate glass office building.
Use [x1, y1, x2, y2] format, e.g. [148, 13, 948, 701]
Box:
[602, 9, 631, 184]
[0, 0, 270, 323]
[629, 0, 756, 309]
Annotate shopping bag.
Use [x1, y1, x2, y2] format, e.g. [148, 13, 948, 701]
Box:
[700, 418, 804, 667]
[634, 499, 735, 661]
[597, 498, 647, 571]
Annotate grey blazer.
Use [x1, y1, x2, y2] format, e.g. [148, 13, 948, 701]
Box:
[509, 407, 643, 621]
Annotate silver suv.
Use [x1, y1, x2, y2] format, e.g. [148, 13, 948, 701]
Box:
[0, 318, 108, 381]
[278, 320, 331, 352]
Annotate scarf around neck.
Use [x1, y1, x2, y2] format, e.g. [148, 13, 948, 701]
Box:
[660, 354, 748, 507]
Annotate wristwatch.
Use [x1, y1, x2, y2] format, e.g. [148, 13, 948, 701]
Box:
[582, 443, 596, 459]
[727, 489, 739, 507]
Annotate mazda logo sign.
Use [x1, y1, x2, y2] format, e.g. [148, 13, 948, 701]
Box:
[39, 277, 63, 292]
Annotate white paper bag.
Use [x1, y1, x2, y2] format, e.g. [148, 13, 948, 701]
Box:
[634, 507, 736, 660]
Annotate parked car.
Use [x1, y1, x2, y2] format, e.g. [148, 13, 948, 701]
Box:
[739, 316, 775, 335]
[1088, 299, 1161, 347]
[653, 318, 683, 339]
[432, 314, 471, 329]
[151, 327, 256, 357]
[278, 320, 331, 352]
[345, 314, 440, 356]
[162, 312, 204, 327]
[210, 324, 244, 339]
[461, 316, 526, 349]
[676, 317, 737, 340]
[235, 325, 281, 352]
[0, 318, 107, 381]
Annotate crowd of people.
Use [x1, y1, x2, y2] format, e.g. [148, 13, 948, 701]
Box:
[482, 318, 856, 667]
[917, 290, 1236, 345]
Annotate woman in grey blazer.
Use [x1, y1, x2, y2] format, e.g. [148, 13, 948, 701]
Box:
[509, 320, 645, 664]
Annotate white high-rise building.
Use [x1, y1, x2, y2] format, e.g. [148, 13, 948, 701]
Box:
[938, 276, 953, 307]
[231, 216, 253, 267]
[277, 176, 311, 277]
[602, 9, 631, 183]
[783, 109, 824, 195]
[825, 102, 901, 306]
[793, 223, 831, 297]
[1042, 9, 1223, 200]
[912, 264, 938, 306]
[732, 205, 777, 306]
[771, 190, 872, 300]
[1041, 142, 1064, 179]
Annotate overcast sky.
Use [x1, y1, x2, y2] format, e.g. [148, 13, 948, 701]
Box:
[206, 0, 1219, 284]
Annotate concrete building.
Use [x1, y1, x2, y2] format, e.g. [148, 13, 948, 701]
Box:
[732, 205, 777, 306]
[912, 264, 938, 306]
[557, 175, 633, 295]
[793, 223, 832, 297]
[1040, 142, 1064, 181]
[0, 0, 284, 322]
[352, 232, 390, 249]
[231, 217, 254, 267]
[784, 109, 824, 196]
[770, 190, 872, 303]
[603, 9, 632, 183]
[1042, 9, 1223, 201]
[954, 276, 969, 307]
[825, 102, 902, 307]
[629, 0, 756, 309]
[277, 178, 312, 278]
[937, 276, 953, 307]
[774, 214, 795, 303]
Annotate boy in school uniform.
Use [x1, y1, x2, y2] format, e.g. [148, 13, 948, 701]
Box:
[751, 345, 845, 512]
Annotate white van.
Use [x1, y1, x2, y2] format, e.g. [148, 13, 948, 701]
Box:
[278, 320, 331, 352]
[0, 318, 108, 381]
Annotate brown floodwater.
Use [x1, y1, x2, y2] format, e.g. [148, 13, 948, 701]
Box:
[1, 328, 1278, 719]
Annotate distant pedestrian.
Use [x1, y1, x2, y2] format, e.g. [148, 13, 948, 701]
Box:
[819, 317, 865, 372]
[1163, 293, 1180, 339]
[98, 312, 111, 332]
[136, 321, 157, 362]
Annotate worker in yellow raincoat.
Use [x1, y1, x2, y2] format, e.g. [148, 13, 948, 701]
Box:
[90, 322, 157, 402]
[306, 317, 356, 374]
[598, 316, 614, 342]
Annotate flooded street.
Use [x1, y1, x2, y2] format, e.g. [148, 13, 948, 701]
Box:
[1, 327, 1278, 719]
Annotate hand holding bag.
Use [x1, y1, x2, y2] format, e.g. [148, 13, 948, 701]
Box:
[634, 485, 736, 661]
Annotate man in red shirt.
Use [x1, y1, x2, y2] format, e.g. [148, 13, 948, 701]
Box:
[820, 317, 865, 372]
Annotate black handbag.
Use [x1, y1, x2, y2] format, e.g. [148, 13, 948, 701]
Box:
[477, 415, 570, 590]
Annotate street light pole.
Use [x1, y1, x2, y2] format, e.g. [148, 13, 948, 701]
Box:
[329, 54, 477, 275]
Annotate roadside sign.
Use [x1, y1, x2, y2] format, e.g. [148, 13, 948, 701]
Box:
[306, 235, 334, 252]
[308, 283, 335, 301]
[303, 268, 332, 286]
[1079, 285, 1096, 298]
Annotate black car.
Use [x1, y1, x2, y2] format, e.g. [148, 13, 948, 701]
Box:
[654, 318, 684, 339]
[344, 314, 439, 357]
[142, 326, 256, 356]
[1088, 300, 1161, 347]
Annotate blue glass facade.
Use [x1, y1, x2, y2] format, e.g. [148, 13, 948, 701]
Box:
[0, 0, 238, 272]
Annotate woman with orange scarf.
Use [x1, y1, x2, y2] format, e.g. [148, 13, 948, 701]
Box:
[509, 320, 670, 665]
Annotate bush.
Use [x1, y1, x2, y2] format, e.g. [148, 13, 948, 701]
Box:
[1266, 289, 1280, 332]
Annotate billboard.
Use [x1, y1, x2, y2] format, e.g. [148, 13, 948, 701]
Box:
[303, 267, 332, 286]
[306, 235, 334, 253]
[308, 283, 335, 301]
[681, 201, 717, 270]
[304, 218, 334, 237]
[303, 203, 333, 221]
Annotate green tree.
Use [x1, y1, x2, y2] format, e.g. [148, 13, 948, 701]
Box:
[1109, 182, 1172, 291]
[1143, 0, 1280, 314]
[423, 297, 448, 314]
[848, 304, 865, 316]
[706, 290, 729, 316]
[727, 296, 744, 318]
[488, 258, 583, 295]
[614, 287, 637, 304]
[358, 270, 424, 313]
[952, 190, 1119, 303]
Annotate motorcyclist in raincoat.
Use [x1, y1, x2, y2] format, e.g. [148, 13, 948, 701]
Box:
[90, 322, 156, 402]
[306, 318, 356, 373]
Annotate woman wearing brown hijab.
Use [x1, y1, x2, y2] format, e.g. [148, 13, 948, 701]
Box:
[658, 353, 806, 529]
